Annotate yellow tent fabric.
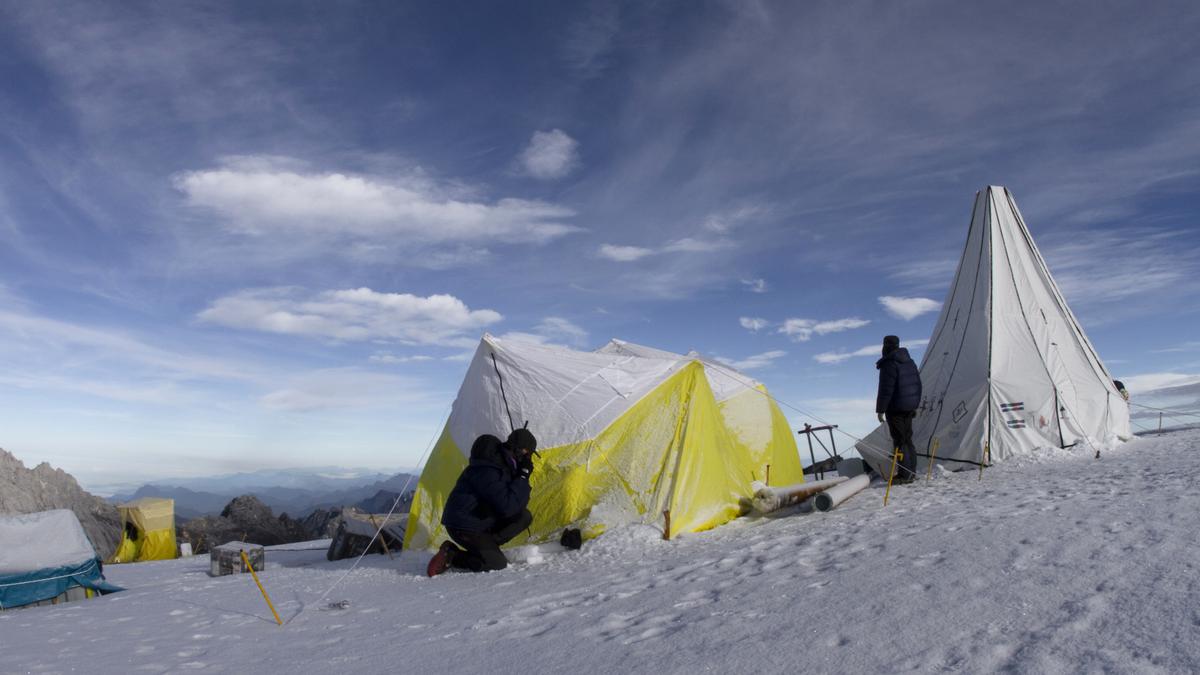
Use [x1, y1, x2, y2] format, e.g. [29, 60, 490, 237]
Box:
[108, 497, 177, 563]
[405, 336, 801, 551]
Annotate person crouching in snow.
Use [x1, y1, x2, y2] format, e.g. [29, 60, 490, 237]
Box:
[426, 428, 536, 576]
[876, 335, 922, 485]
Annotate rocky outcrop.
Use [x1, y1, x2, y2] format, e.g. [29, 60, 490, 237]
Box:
[179, 495, 323, 553]
[0, 448, 122, 559]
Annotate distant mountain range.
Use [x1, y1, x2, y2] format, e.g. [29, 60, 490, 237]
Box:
[110, 468, 419, 518]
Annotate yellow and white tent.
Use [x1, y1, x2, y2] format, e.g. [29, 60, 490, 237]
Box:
[404, 335, 802, 551]
[108, 497, 177, 563]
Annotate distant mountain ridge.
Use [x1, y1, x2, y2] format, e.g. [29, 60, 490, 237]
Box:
[110, 469, 419, 518]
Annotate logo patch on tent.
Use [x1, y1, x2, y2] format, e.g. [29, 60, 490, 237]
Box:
[1000, 402, 1025, 412]
[952, 401, 968, 423]
[1006, 418, 1027, 429]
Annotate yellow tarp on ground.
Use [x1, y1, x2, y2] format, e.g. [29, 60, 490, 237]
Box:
[108, 497, 176, 563]
[405, 336, 802, 551]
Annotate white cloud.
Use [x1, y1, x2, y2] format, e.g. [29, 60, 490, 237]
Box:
[174, 157, 579, 245]
[535, 317, 588, 346]
[661, 237, 733, 253]
[879, 296, 942, 321]
[715, 350, 786, 371]
[598, 237, 732, 262]
[1152, 342, 1200, 354]
[740, 316, 769, 332]
[497, 316, 589, 349]
[598, 244, 655, 262]
[1118, 372, 1200, 394]
[701, 206, 767, 233]
[198, 287, 501, 346]
[778, 317, 870, 342]
[741, 278, 768, 293]
[814, 339, 929, 365]
[370, 352, 435, 364]
[518, 129, 580, 180]
[261, 368, 419, 412]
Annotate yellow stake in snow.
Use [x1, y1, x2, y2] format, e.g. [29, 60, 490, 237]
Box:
[883, 447, 902, 506]
[241, 549, 283, 627]
[926, 438, 940, 482]
[978, 442, 989, 481]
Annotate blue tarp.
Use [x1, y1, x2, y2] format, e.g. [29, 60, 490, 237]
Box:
[0, 557, 123, 609]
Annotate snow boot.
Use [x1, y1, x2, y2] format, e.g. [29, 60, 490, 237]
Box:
[426, 540, 458, 577]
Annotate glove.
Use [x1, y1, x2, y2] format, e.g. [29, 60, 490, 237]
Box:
[516, 452, 534, 479]
[876, 413, 885, 424]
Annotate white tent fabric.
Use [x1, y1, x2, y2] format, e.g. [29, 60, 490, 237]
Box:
[0, 510, 97, 574]
[857, 186, 1131, 473]
[445, 335, 689, 454]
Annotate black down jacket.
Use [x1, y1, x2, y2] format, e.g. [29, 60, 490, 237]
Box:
[876, 347, 922, 414]
[441, 434, 531, 533]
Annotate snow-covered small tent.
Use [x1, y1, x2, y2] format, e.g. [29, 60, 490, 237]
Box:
[405, 335, 803, 551]
[109, 497, 177, 563]
[857, 186, 1131, 474]
[0, 509, 122, 610]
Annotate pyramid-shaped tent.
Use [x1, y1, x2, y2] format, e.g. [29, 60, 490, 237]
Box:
[404, 335, 802, 551]
[857, 186, 1130, 474]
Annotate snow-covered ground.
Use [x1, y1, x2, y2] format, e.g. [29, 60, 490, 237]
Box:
[4, 430, 1200, 674]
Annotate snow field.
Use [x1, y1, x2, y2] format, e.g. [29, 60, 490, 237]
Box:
[2, 430, 1199, 673]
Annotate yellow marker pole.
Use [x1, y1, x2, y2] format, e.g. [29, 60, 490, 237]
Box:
[883, 447, 901, 506]
[241, 550, 282, 627]
[926, 438, 940, 482]
[369, 515, 393, 560]
[978, 442, 988, 481]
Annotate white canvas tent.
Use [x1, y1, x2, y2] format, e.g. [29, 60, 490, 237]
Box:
[857, 186, 1131, 475]
[405, 335, 803, 551]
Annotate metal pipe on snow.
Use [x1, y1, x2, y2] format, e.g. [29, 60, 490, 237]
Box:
[813, 474, 870, 512]
[751, 477, 847, 514]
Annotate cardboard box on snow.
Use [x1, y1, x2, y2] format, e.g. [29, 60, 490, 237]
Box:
[209, 542, 264, 577]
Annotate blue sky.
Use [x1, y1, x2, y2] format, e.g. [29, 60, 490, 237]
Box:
[2, 1, 1198, 493]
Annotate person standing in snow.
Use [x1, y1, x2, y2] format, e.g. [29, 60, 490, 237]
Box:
[875, 335, 922, 484]
[426, 428, 537, 576]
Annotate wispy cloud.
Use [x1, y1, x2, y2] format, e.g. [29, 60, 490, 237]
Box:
[175, 156, 580, 247]
[741, 278, 768, 293]
[778, 317, 870, 342]
[198, 287, 501, 346]
[597, 236, 733, 262]
[715, 349, 786, 371]
[598, 244, 655, 262]
[814, 339, 928, 365]
[518, 129, 581, 180]
[261, 368, 421, 412]
[498, 316, 589, 348]
[370, 352, 435, 364]
[1152, 341, 1200, 354]
[740, 316, 769, 332]
[879, 296, 942, 321]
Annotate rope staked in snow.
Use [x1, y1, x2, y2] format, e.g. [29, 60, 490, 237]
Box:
[309, 404, 452, 616]
[1129, 401, 1200, 422]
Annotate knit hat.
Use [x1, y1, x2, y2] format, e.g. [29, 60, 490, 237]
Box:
[882, 335, 900, 355]
[506, 428, 538, 454]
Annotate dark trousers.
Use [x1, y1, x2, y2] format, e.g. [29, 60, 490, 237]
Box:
[885, 411, 917, 478]
[447, 509, 533, 572]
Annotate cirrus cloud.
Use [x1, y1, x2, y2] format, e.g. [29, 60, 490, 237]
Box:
[778, 317, 870, 342]
[198, 287, 502, 347]
[175, 156, 579, 246]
